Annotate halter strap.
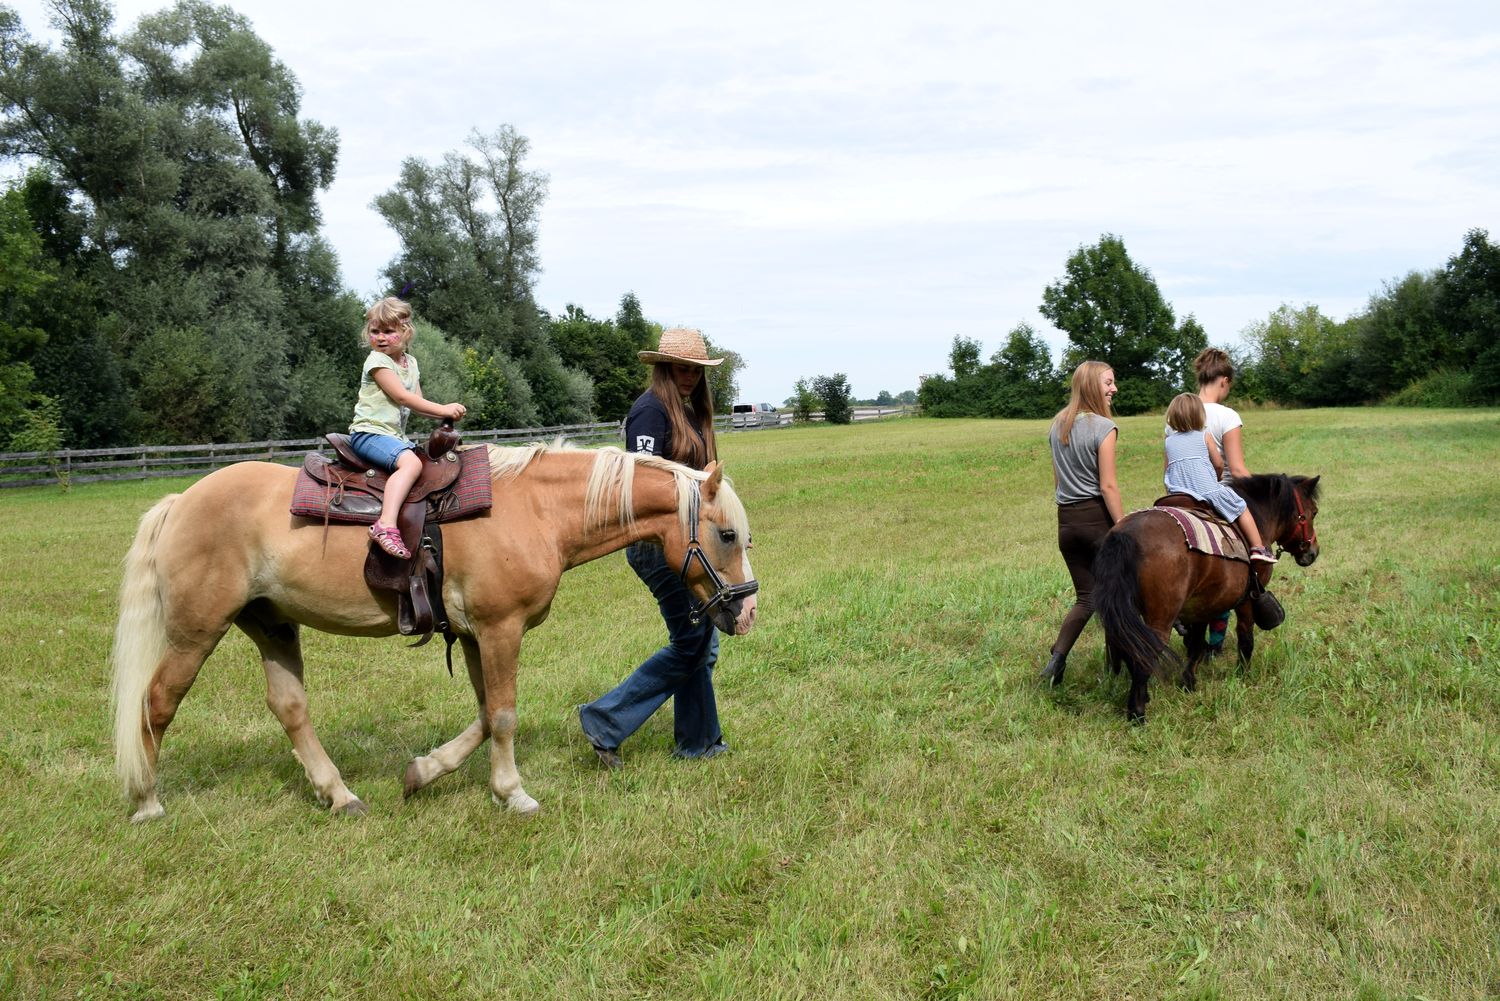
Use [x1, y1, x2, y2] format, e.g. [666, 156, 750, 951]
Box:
[678, 479, 759, 626]
[1275, 482, 1317, 559]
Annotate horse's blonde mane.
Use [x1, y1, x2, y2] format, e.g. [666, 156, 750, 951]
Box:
[480, 442, 748, 538]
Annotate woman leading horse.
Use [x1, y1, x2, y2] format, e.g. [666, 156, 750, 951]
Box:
[109, 443, 758, 822]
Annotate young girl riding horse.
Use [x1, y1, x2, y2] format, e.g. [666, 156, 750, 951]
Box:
[1163, 393, 1275, 564]
[347, 297, 466, 559]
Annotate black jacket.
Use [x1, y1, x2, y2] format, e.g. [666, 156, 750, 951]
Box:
[624, 391, 706, 469]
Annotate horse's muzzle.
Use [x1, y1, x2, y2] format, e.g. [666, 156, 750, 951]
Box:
[713, 593, 758, 636]
[1294, 545, 1319, 567]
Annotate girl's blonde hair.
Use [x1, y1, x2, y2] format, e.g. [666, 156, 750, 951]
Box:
[1166, 392, 1206, 432]
[649, 363, 718, 468]
[364, 296, 415, 349]
[1051, 360, 1114, 446]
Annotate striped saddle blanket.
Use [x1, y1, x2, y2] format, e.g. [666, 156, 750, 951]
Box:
[1148, 506, 1250, 563]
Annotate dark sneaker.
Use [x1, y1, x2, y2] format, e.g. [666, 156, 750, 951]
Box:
[675, 739, 730, 761]
[577, 705, 621, 770]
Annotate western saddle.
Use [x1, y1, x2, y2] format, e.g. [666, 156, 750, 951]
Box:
[299, 421, 471, 655]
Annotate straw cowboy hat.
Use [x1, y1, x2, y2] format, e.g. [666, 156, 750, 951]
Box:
[639, 327, 724, 367]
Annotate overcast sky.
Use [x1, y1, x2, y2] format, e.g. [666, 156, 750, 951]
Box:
[7, 0, 1499, 404]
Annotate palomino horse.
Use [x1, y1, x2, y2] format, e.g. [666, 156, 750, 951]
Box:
[1088, 474, 1321, 723]
[110, 444, 758, 822]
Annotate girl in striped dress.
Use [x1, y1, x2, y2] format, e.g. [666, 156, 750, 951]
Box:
[1164, 394, 1276, 563]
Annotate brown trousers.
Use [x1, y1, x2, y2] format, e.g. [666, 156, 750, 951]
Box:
[1050, 496, 1114, 658]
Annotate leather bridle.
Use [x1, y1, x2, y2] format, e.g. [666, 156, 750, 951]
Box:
[1276, 484, 1317, 560]
[679, 479, 759, 627]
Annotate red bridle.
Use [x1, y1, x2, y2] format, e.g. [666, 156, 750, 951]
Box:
[1278, 485, 1317, 558]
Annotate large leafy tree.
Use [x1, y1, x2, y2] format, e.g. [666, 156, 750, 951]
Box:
[919, 326, 1061, 418]
[0, 0, 349, 443]
[1436, 228, 1500, 403]
[949, 335, 981, 380]
[15, 168, 130, 445]
[812, 373, 852, 424]
[702, 333, 742, 414]
[1040, 234, 1178, 414]
[549, 304, 642, 421]
[615, 292, 655, 354]
[987, 322, 1062, 418]
[1173, 314, 1208, 391]
[0, 185, 54, 441]
[374, 125, 593, 424]
[1352, 271, 1445, 399]
[1242, 304, 1361, 406]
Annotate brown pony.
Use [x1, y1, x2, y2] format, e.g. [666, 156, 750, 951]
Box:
[1087, 474, 1321, 723]
[110, 444, 758, 822]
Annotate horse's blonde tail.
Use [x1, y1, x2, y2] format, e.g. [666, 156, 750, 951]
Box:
[110, 495, 178, 802]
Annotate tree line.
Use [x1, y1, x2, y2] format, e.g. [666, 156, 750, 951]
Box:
[0, 0, 743, 451]
[920, 230, 1500, 419]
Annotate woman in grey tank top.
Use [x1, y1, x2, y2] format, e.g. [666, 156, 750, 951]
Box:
[1041, 361, 1124, 686]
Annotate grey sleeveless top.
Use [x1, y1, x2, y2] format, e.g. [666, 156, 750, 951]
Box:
[1050, 412, 1117, 504]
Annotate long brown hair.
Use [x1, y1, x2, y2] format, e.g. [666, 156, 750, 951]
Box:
[1051, 361, 1114, 446]
[649, 363, 717, 468]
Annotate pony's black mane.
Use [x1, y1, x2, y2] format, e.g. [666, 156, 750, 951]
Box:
[1230, 473, 1319, 528]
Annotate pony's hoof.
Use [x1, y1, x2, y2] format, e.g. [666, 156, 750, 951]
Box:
[129, 801, 166, 824]
[493, 791, 540, 816]
[335, 797, 369, 817]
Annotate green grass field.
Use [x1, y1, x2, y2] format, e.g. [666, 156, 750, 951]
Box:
[2, 408, 1498, 1000]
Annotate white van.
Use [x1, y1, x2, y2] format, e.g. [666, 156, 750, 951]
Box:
[730, 402, 780, 428]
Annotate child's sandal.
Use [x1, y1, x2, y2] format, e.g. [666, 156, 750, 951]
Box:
[370, 523, 410, 559]
[1249, 546, 1277, 564]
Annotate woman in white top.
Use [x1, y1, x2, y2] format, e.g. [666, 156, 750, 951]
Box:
[1194, 347, 1249, 482]
[1192, 347, 1249, 652]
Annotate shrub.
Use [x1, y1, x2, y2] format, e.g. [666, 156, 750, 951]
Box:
[1386, 369, 1475, 407]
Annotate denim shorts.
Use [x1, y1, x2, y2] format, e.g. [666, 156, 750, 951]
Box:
[349, 431, 414, 473]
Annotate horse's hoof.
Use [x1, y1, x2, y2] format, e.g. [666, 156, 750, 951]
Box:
[493, 791, 540, 816]
[402, 759, 426, 799]
[129, 801, 166, 824]
[335, 797, 369, 817]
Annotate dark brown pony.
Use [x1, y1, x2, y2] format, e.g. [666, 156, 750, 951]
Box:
[1087, 474, 1321, 722]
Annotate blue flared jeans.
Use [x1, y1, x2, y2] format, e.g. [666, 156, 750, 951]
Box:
[579, 543, 724, 757]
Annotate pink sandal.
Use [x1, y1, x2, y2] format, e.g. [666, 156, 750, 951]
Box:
[369, 523, 410, 559]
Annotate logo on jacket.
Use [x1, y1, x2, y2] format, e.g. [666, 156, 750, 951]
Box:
[635, 435, 657, 454]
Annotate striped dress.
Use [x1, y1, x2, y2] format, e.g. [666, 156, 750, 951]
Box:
[1163, 430, 1247, 521]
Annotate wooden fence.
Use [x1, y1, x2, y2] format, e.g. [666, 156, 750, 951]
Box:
[0, 406, 913, 489]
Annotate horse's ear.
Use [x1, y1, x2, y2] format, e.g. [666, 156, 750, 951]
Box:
[1302, 475, 1321, 499]
[702, 462, 723, 502]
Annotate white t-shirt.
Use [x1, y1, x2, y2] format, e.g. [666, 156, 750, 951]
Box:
[1164, 400, 1243, 482]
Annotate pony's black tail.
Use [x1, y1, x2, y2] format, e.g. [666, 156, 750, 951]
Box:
[1092, 530, 1180, 677]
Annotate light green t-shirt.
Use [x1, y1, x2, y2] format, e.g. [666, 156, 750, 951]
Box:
[350, 351, 420, 437]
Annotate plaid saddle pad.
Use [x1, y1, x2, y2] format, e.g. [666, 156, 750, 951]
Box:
[290, 445, 493, 525]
